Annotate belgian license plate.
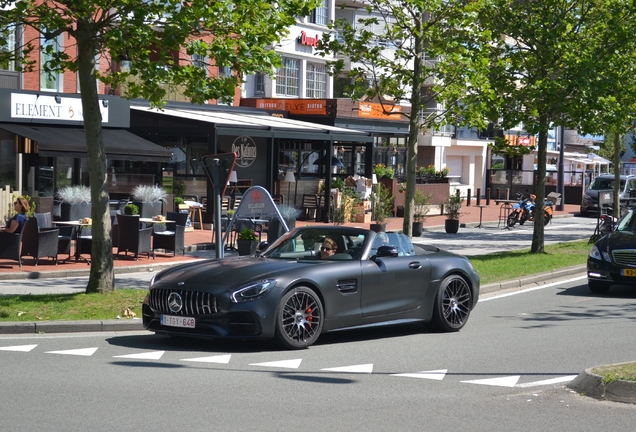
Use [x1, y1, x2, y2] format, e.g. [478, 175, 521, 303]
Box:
[160, 315, 195, 328]
[622, 269, 636, 277]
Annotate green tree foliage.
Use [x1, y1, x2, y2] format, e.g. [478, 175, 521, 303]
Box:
[317, 0, 494, 236]
[0, 0, 316, 292]
[476, 0, 636, 253]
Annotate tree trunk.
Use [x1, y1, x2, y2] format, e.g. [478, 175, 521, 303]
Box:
[613, 133, 621, 218]
[531, 114, 549, 253]
[76, 21, 115, 293]
[402, 12, 424, 237]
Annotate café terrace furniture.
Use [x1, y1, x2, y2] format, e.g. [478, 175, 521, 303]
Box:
[20, 217, 60, 266]
[52, 220, 92, 264]
[116, 214, 154, 261]
[152, 212, 187, 256]
[0, 220, 28, 268]
[35, 212, 74, 259]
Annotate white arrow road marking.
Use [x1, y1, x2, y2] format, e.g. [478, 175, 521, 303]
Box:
[461, 375, 520, 387]
[0, 344, 37, 352]
[46, 347, 98, 356]
[180, 354, 232, 364]
[391, 369, 447, 380]
[320, 364, 374, 374]
[515, 375, 578, 388]
[113, 351, 165, 360]
[249, 359, 302, 369]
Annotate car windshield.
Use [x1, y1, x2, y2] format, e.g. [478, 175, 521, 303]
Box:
[261, 228, 368, 260]
[616, 210, 636, 232]
[589, 178, 626, 191]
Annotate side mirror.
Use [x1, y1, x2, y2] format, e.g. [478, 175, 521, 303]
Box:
[256, 241, 269, 253]
[376, 245, 398, 257]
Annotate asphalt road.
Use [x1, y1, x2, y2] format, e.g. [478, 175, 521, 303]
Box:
[1, 277, 636, 431]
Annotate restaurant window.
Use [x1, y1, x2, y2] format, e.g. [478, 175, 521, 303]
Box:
[40, 31, 64, 91]
[306, 62, 327, 98]
[0, 25, 17, 71]
[254, 72, 265, 96]
[276, 57, 299, 96]
[310, 0, 329, 26]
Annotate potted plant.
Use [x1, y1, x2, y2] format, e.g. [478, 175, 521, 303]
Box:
[131, 185, 167, 219]
[124, 203, 140, 216]
[412, 190, 431, 237]
[443, 192, 463, 234]
[56, 185, 91, 221]
[237, 227, 258, 256]
[370, 182, 393, 232]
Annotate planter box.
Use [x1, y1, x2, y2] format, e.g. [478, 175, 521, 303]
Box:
[354, 212, 372, 223]
[380, 178, 450, 215]
[133, 201, 163, 219]
[60, 202, 91, 221]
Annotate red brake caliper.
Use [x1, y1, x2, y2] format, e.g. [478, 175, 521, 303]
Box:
[306, 307, 313, 323]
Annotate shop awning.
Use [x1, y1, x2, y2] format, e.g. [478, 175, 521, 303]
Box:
[130, 105, 373, 142]
[0, 124, 172, 162]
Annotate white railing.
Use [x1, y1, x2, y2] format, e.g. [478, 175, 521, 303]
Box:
[0, 186, 19, 224]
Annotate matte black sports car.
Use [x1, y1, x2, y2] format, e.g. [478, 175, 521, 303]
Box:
[588, 208, 636, 294]
[143, 227, 480, 349]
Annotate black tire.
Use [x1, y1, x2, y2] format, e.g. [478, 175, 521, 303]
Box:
[588, 280, 611, 294]
[507, 211, 519, 228]
[543, 210, 551, 226]
[275, 286, 324, 349]
[431, 275, 472, 332]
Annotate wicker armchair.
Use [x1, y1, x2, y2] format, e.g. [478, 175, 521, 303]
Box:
[116, 214, 154, 260]
[152, 212, 188, 256]
[35, 212, 74, 259]
[0, 224, 27, 268]
[20, 218, 59, 265]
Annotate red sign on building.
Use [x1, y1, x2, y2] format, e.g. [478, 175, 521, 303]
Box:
[298, 31, 319, 47]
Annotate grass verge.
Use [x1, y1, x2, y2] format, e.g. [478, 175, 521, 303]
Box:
[592, 363, 636, 384]
[0, 240, 591, 323]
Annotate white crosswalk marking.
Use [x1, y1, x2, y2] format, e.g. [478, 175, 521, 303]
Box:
[391, 369, 447, 380]
[180, 354, 232, 364]
[320, 363, 374, 374]
[249, 359, 302, 369]
[0, 344, 37, 352]
[461, 376, 520, 387]
[515, 375, 578, 388]
[113, 351, 165, 360]
[46, 347, 98, 356]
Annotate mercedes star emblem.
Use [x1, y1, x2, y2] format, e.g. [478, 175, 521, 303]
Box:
[167, 292, 183, 313]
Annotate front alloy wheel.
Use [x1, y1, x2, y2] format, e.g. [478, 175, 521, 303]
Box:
[507, 211, 519, 228]
[432, 275, 472, 332]
[275, 287, 324, 349]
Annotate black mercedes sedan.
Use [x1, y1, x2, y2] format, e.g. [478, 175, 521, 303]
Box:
[143, 226, 480, 349]
[588, 209, 636, 294]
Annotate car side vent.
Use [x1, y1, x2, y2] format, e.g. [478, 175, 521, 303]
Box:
[337, 278, 358, 294]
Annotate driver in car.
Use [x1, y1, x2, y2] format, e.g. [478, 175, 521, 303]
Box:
[320, 237, 338, 259]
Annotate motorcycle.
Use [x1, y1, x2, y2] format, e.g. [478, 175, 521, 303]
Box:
[507, 193, 554, 228]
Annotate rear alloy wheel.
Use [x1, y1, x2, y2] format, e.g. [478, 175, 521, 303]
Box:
[275, 287, 324, 349]
[432, 275, 472, 332]
[588, 280, 611, 294]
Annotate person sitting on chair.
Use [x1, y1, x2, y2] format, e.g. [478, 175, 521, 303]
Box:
[320, 237, 338, 259]
[0, 197, 29, 256]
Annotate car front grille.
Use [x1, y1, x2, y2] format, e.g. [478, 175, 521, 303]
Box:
[612, 249, 636, 267]
[148, 288, 217, 315]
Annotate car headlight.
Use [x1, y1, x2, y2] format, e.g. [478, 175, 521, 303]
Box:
[589, 245, 602, 260]
[602, 251, 612, 262]
[231, 279, 276, 303]
[149, 274, 157, 288]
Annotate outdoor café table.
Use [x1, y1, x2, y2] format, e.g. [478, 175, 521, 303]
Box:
[494, 199, 518, 229]
[52, 220, 91, 264]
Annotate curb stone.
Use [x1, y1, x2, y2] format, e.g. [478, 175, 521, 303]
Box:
[568, 365, 636, 404]
[480, 264, 586, 295]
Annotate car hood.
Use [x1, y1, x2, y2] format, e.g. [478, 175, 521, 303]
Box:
[599, 230, 636, 251]
[152, 256, 325, 290]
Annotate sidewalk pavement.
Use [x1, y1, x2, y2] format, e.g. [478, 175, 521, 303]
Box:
[0, 202, 586, 281]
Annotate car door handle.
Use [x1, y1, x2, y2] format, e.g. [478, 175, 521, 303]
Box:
[408, 262, 421, 269]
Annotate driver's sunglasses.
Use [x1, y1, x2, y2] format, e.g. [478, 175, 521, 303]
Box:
[321, 247, 332, 252]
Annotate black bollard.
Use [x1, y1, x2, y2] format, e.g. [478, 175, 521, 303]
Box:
[486, 188, 491, 206]
[476, 188, 481, 206]
[466, 188, 472, 206]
